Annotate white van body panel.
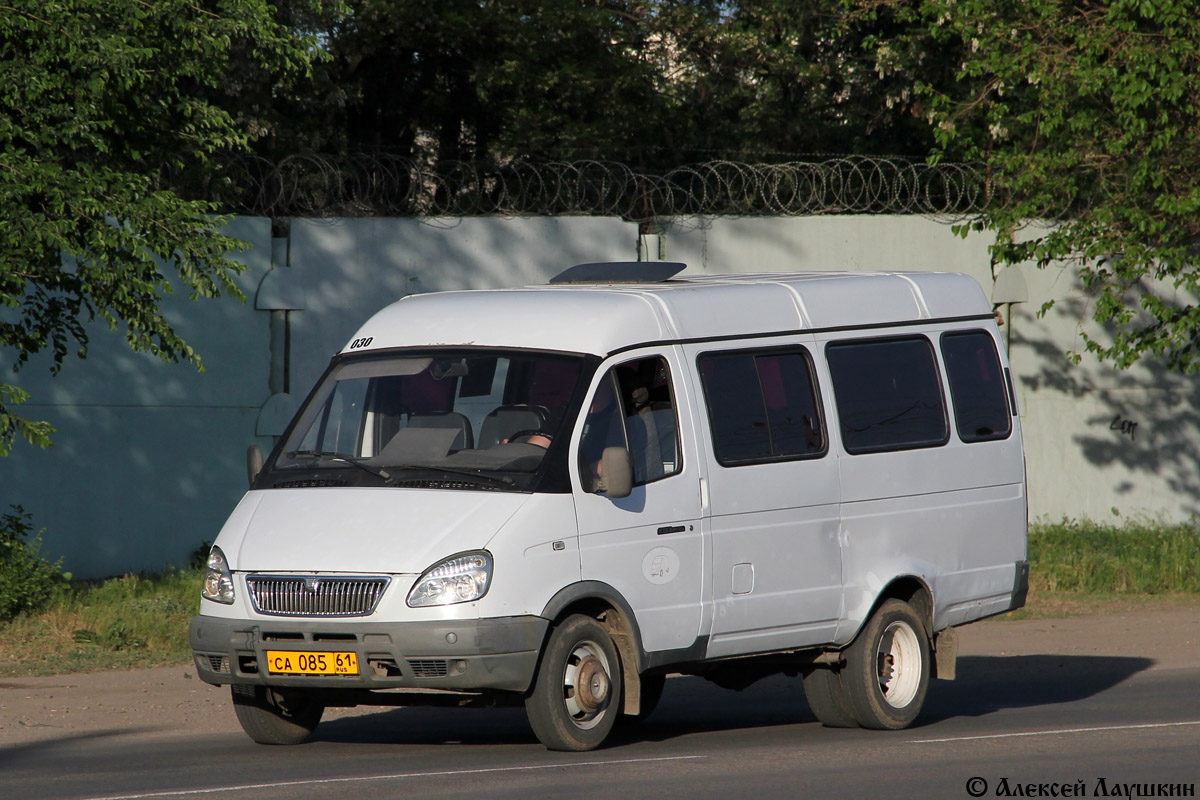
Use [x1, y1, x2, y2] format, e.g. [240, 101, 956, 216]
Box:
[680, 336, 843, 660]
[819, 322, 1027, 642]
[345, 289, 674, 356]
[572, 346, 708, 654]
[473, 494, 580, 617]
[645, 281, 806, 339]
[230, 488, 529, 574]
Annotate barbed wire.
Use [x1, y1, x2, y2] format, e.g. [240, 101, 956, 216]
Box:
[192, 154, 992, 220]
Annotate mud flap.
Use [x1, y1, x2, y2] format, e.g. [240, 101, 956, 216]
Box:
[933, 627, 958, 680]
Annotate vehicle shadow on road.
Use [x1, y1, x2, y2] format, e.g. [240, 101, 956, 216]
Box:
[917, 654, 1155, 724]
[0, 728, 156, 767]
[308, 653, 1155, 747]
[313, 706, 539, 746]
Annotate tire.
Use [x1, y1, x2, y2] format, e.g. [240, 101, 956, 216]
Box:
[526, 614, 624, 751]
[231, 684, 325, 745]
[841, 599, 931, 730]
[802, 667, 859, 728]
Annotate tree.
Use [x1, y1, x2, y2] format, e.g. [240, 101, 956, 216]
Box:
[877, 0, 1200, 370]
[295, 1, 938, 168]
[0, 0, 330, 455]
[656, 0, 944, 160]
[317, 0, 676, 164]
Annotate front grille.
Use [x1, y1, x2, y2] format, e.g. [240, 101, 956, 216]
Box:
[247, 575, 390, 617]
[408, 659, 449, 678]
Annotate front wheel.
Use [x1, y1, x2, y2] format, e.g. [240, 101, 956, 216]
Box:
[526, 614, 623, 751]
[841, 599, 931, 730]
[231, 685, 324, 745]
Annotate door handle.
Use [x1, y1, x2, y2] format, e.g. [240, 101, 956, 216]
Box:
[657, 525, 686, 536]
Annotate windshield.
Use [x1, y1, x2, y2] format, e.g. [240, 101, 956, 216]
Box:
[267, 350, 586, 490]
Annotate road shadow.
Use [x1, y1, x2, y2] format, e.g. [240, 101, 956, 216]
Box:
[307, 653, 1153, 747]
[312, 705, 537, 747]
[0, 727, 158, 767]
[918, 654, 1155, 724]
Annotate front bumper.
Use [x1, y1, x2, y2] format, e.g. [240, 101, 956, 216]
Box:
[189, 614, 548, 693]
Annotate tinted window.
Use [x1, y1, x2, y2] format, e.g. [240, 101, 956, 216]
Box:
[579, 356, 681, 490]
[941, 330, 1012, 442]
[698, 349, 825, 466]
[826, 337, 948, 454]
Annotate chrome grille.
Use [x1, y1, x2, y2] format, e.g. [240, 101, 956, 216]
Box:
[247, 575, 390, 617]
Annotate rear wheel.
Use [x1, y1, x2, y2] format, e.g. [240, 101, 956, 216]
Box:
[526, 614, 623, 751]
[231, 685, 324, 745]
[841, 599, 930, 730]
[802, 667, 859, 728]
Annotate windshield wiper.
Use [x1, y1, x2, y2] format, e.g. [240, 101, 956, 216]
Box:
[284, 450, 392, 482]
[388, 464, 516, 487]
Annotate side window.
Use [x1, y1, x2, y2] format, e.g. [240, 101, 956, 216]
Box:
[697, 348, 825, 466]
[826, 336, 948, 455]
[578, 356, 681, 491]
[940, 330, 1012, 442]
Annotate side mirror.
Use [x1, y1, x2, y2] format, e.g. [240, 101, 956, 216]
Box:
[599, 447, 633, 499]
[247, 444, 264, 487]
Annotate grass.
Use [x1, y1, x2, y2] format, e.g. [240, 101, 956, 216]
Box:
[997, 517, 1200, 621]
[0, 567, 202, 678]
[1027, 517, 1200, 594]
[0, 518, 1197, 677]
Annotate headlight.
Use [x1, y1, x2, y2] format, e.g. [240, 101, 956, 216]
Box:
[407, 552, 492, 607]
[202, 546, 235, 604]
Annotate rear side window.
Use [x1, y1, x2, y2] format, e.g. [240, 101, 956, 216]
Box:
[826, 337, 948, 454]
[940, 330, 1012, 442]
[697, 348, 825, 466]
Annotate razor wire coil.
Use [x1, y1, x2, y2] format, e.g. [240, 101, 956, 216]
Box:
[192, 154, 991, 220]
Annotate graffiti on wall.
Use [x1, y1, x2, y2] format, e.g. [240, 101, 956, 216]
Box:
[1109, 414, 1139, 442]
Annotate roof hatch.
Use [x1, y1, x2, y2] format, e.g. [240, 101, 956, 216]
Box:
[549, 261, 687, 284]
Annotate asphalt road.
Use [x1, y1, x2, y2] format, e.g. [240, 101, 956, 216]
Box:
[3, 645, 1198, 800]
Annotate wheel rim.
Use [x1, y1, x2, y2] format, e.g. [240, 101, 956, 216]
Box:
[562, 639, 613, 729]
[875, 621, 922, 709]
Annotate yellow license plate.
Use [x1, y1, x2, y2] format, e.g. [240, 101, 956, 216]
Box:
[266, 650, 359, 676]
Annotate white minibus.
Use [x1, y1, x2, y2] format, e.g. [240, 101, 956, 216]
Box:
[190, 262, 1028, 751]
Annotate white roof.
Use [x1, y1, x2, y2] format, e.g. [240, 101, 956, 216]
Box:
[342, 271, 992, 357]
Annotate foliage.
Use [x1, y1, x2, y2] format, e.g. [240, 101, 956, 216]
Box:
[0, 505, 69, 621]
[869, 0, 1200, 371]
[1029, 517, 1200, 594]
[0, 0, 331, 455]
[0, 565, 202, 676]
[286, 0, 936, 166]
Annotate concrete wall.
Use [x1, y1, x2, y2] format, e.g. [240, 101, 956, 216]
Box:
[1, 216, 275, 579]
[2, 214, 1196, 578]
[0, 217, 632, 578]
